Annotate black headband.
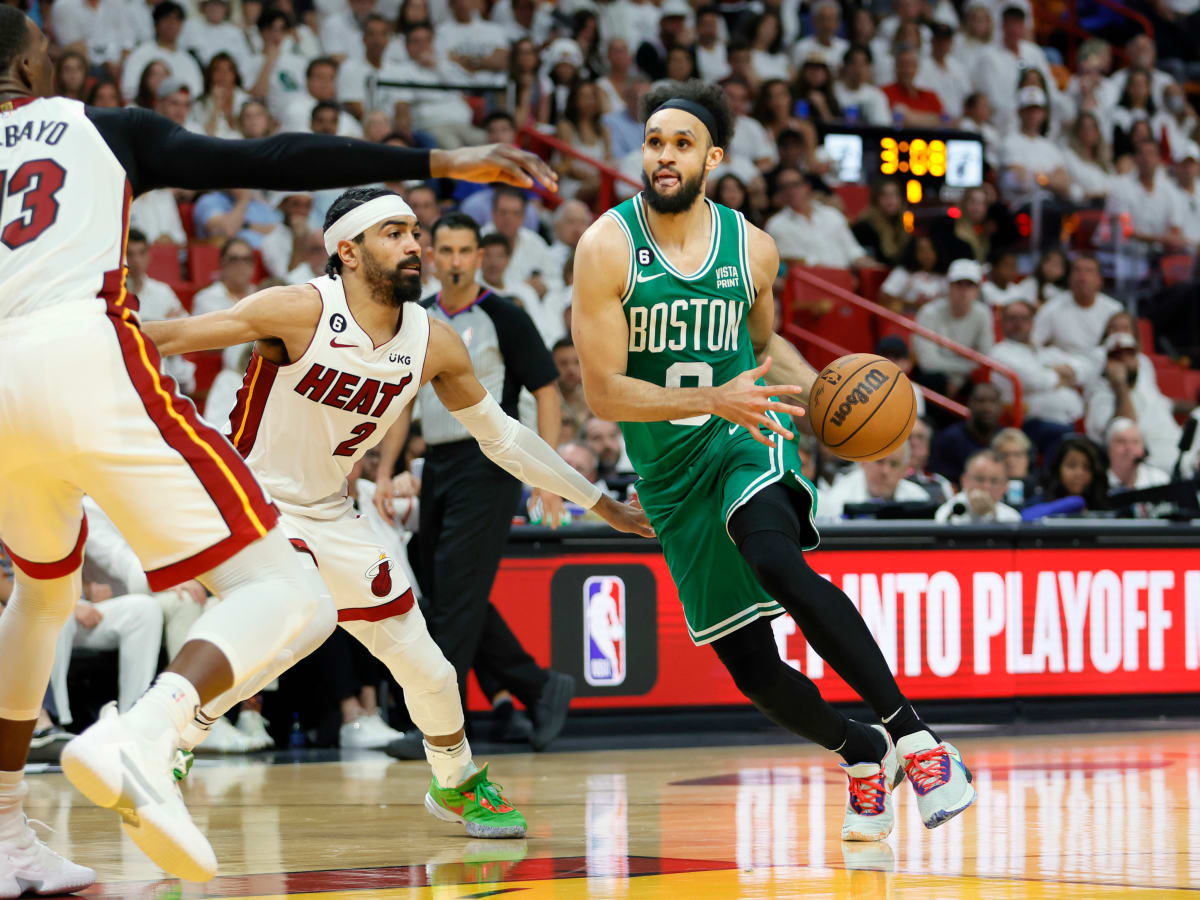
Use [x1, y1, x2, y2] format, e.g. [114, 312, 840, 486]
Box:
[650, 98, 718, 145]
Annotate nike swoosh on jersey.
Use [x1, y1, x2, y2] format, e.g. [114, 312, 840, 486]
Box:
[728, 423, 739, 435]
[635, 271, 666, 283]
[329, 339, 357, 349]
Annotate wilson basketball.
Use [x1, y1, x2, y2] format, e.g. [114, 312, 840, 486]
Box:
[808, 354, 916, 462]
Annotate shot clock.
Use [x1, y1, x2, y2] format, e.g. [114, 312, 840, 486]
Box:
[821, 125, 984, 202]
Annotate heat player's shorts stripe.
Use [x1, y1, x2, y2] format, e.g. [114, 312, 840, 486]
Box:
[229, 352, 278, 456]
[105, 307, 278, 589]
[98, 180, 133, 310]
[3, 515, 89, 580]
[337, 588, 416, 623]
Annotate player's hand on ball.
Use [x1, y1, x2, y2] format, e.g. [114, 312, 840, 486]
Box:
[430, 144, 558, 191]
[711, 357, 807, 447]
[594, 494, 655, 538]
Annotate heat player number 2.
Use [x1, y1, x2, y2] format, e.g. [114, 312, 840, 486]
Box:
[666, 361, 712, 427]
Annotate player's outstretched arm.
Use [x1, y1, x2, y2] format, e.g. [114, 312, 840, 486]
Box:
[745, 224, 818, 407]
[572, 218, 806, 446]
[141, 284, 321, 360]
[89, 108, 556, 197]
[422, 319, 653, 537]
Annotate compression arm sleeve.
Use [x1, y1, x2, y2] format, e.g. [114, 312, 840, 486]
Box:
[87, 106, 432, 197]
[450, 394, 604, 509]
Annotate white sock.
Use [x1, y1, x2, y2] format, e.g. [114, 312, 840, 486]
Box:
[0, 770, 27, 838]
[124, 673, 200, 743]
[424, 737, 477, 788]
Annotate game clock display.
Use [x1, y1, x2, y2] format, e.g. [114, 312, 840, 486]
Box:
[821, 125, 984, 197]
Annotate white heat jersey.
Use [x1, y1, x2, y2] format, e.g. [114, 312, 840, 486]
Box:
[0, 97, 130, 319]
[227, 275, 429, 514]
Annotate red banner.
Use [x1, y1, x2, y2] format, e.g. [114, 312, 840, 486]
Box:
[471, 547, 1200, 710]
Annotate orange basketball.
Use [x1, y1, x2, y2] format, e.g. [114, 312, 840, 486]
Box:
[808, 354, 916, 462]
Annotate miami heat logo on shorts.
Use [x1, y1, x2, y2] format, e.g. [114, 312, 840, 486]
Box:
[364, 553, 394, 598]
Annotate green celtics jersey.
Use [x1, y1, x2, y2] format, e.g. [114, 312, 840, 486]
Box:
[606, 194, 758, 483]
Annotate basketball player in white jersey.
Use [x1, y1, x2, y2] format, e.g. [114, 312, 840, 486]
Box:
[0, 10, 558, 892]
[140, 187, 652, 837]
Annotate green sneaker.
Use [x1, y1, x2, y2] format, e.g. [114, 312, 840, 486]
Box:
[424, 764, 527, 838]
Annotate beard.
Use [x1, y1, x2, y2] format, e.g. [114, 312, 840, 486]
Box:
[361, 247, 423, 307]
[641, 167, 705, 214]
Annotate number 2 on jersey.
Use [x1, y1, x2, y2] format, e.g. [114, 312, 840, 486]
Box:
[334, 422, 378, 457]
[666, 361, 713, 426]
[0, 159, 66, 250]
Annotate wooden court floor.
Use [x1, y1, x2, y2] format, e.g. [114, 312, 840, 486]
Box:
[26, 727, 1200, 898]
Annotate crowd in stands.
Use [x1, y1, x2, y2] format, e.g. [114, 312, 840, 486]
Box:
[18, 0, 1200, 749]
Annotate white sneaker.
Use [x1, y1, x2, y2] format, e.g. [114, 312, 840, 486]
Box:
[896, 731, 976, 829]
[60, 705, 217, 882]
[340, 715, 391, 750]
[194, 717, 253, 755]
[363, 712, 405, 744]
[0, 814, 95, 898]
[841, 725, 904, 842]
[236, 711, 274, 751]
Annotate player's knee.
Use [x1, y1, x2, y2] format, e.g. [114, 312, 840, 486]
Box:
[10, 570, 82, 624]
[739, 533, 795, 598]
[720, 646, 783, 700]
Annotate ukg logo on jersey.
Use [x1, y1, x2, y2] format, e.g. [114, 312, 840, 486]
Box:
[584, 576, 626, 686]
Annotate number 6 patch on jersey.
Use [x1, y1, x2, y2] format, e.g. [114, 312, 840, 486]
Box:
[636, 247, 653, 267]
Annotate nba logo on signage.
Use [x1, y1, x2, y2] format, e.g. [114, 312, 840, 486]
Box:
[583, 576, 626, 687]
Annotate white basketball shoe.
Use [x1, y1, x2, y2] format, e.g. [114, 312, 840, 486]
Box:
[0, 792, 95, 899]
[896, 730, 976, 829]
[840, 725, 904, 842]
[61, 704, 217, 882]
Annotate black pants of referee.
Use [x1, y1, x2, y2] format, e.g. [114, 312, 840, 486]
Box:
[418, 440, 549, 721]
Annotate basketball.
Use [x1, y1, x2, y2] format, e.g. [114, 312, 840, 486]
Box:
[808, 354, 916, 462]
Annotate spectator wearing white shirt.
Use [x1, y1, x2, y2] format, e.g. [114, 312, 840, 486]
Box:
[192, 52, 251, 139]
[819, 445, 932, 521]
[1086, 331, 1181, 470]
[917, 22, 969, 118]
[280, 57, 363, 136]
[437, 0, 511, 88]
[246, 9, 311, 119]
[1063, 111, 1117, 204]
[1031, 255, 1123, 365]
[259, 190, 315, 278]
[120, 1, 205, 104]
[791, 0, 849, 73]
[192, 237, 258, 316]
[337, 14, 407, 120]
[125, 229, 196, 393]
[959, 92, 1001, 168]
[286, 229, 332, 284]
[180, 0, 251, 73]
[1100, 34, 1176, 111]
[1001, 86, 1073, 201]
[880, 237, 948, 314]
[321, 0, 377, 63]
[1173, 143, 1200, 245]
[1107, 417, 1171, 496]
[693, 8, 730, 82]
[833, 45, 891, 126]
[490, 0, 556, 44]
[913, 258, 995, 394]
[989, 298, 1085, 427]
[936, 450, 1022, 523]
[479, 233, 543, 326]
[546, 200, 592, 292]
[598, 37, 640, 114]
[481, 185, 556, 296]
[49, 0, 132, 71]
[1106, 140, 1188, 248]
[973, 5, 1058, 136]
[766, 170, 876, 269]
[389, 21, 484, 147]
[130, 189, 188, 246]
[724, 77, 778, 171]
[980, 250, 1036, 308]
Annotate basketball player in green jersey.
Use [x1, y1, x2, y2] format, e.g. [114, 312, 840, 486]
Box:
[572, 80, 975, 841]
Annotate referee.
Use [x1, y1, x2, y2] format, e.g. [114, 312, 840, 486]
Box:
[378, 211, 574, 752]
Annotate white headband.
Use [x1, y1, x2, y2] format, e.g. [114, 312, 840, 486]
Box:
[323, 195, 416, 257]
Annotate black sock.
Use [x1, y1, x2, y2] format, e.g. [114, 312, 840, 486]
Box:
[838, 719, 887, 766]
[881, 704, 938, 743]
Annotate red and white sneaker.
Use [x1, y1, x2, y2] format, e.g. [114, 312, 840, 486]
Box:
[840, 725, 904, 842]
[896, 731, 975, 829]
